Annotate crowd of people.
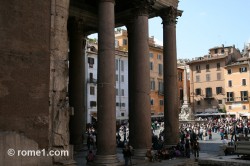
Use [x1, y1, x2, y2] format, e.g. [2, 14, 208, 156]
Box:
[85, 116, 250, 164]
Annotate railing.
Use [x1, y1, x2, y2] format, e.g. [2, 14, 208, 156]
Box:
[88, 78, 97, 84]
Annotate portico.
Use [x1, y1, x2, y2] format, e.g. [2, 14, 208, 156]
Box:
[0, 0, 182, 165]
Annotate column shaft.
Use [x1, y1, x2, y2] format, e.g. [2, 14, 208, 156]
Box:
[95, 1, 119, 165]
[127, 14, 151, 158]
[68, 18, 86, 149]
[161, 7, 179, 145]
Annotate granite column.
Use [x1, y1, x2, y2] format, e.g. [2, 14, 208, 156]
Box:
[160, 7, 182, 146]
[94, 0, 120, 165]
[68, 18, 86, 150]
[126, 0, 154, 158]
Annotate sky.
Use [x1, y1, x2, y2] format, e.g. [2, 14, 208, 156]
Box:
[89, 0, 250, 59]
[149, 0, 250, 59]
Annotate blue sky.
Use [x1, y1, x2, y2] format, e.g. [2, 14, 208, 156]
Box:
[89, 0, 250, 59]
[149, 0, 250, 59]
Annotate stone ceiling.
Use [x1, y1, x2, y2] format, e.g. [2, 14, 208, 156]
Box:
[69, 0, 179, 34]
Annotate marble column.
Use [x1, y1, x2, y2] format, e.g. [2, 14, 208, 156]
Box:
[68, 17, 86, 150]
[126, 0, 154, 158]
[160, 7, 182, 146]
[94, 0, 120, 165]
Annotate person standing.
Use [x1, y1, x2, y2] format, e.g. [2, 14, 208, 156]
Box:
[193, 139, 200, 161]
[123, 144, 132, 166]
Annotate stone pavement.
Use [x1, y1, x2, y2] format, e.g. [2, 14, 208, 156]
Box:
[75, 132, 250, 166]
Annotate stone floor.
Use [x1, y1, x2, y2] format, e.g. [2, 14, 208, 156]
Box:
[75, 132, 250, 166]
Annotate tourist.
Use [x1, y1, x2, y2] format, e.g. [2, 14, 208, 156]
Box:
[193, 139, 200, 161]
[86, 150, 94, 163]
[123, 144, 132, 166]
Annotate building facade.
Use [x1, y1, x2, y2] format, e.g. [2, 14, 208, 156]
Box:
[86, 43, 129, 123]
[188, 45, 241, 114]
[115, 29, 186, 115]
[224, 57, 250, 118]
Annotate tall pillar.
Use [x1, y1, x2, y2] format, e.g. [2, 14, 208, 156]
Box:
[126, 0, 154, 158]
[160, 7, 182, 146]
[68, 18, 86, 150]
[94, 0, 120, 165]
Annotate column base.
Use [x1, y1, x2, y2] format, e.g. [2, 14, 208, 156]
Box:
[132, 148, 148, 160]
[93, 154, 122, 166]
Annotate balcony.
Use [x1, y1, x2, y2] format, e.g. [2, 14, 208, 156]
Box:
[88, 78, 97, 84]
[204, 95, 214, 99]
[158, 90, 164, 96]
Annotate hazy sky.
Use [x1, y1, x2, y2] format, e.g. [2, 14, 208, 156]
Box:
[149, 0, 250, 59]
[89, 0, 250, 59]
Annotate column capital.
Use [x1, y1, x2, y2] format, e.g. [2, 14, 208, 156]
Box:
[160, 6, 182, 25]
[131, 0, 155, 16]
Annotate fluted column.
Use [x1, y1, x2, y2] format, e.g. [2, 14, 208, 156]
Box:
[126, 0, 155, 158]
[160, 7, 182, 146]
[68, 17, 86, 150]
[94, 0, 120, 165]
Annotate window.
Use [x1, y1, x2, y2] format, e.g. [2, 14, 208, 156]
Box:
[228, 80, 232, 87]
[116, 102, 120, 107]
[121, 103, 125, 107]
[150, 99, 154, 105]
[178, 71, 182, 81]
[227, 69, 232, 74]
[90, 101, 97, 107]
[180, 89, 183, 100]
[121, 60, 124, 71]
[149, 52, 153, 58]
[196, 75, 200, 82]
[89, 73, 93, 80]
[123, 39, 127, 45]
[205, 87, 212, 98]
[151, 80, 155, 90]
[159, 100, 164, 105]
[207, 99, 212, 105]
[227, 92, 234, 102]
[90, 86, 95, 95]
[115, 40, 119, 48]
[157, 54, 162, 60]
[206, 74, 210, 81]
[195, 88, 201, 95]
[121, 113, 125, 116]
[88, 57, 95, 68]
[197, 101, 200, 105]
[214, 49, 218, 54]
[242, 79, 246, 86]
[218, 100, 222, 104]
[243, 105, 246, 110]
[121, 89, 125, 96]
[196, 65, 201, 73]
[150, 62, 154, 70]
[158, 81, 164, 94]
[121, 75, 124, 82]
[115, 59, 118, 71]
[217, 73, 221, 80]
[217, 63, 220, 70]
[216, 87, 222, 94]
[239, 67, 247, 73]
[221, 49, 224, 54]
[158, 64, 163, 75]
[116, 74, 118, 81]
[206, 64, 210, 72]
[241, 91, 248, 101]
